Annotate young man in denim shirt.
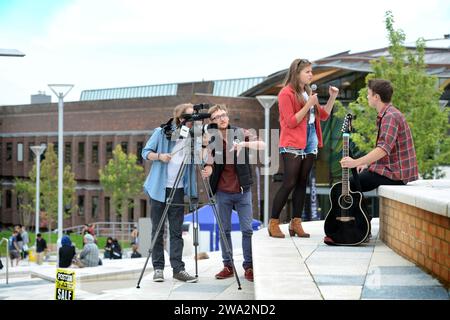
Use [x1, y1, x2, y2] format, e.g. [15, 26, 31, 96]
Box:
[142, 103, 199, 283]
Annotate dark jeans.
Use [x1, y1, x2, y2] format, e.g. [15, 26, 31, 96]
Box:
[216, 190, 253, 270]
[150, 188, 185, 274]
[349, 169, 404, 219]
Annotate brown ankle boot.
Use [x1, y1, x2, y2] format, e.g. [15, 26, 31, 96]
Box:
[289, 218, 310, 238]
[268, 218, 285, 238]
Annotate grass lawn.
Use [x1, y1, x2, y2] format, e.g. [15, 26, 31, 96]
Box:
[0, 229, 130, 256]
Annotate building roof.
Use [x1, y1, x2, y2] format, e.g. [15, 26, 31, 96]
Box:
[79, 77, 266, 101]
[241, 46, 450, 97]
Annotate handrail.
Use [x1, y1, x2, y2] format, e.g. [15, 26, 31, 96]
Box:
[63, 222, 136, 242]
[0, 237, 9, 284]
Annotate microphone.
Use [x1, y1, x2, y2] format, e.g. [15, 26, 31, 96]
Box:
[310, 84, 317, 91]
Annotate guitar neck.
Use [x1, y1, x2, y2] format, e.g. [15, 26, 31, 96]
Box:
[342, 133, 350, 195]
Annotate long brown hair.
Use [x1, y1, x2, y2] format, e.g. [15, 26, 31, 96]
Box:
[283, 58, 313, 103]
[173, 103, 194, 126]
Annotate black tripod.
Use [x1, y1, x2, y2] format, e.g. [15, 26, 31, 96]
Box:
[136, 133, 242, 290]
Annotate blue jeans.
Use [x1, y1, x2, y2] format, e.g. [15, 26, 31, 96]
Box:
[149, 188, 185, 274]
[215, 190, 253, 270]
[280, 123, 318, 157]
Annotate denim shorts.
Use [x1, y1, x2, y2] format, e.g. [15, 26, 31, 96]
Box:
[280, 123, 318, 158]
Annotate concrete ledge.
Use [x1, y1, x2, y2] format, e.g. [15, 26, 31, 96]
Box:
[378, 179, 450, 217]
[30, 257, 152, 283]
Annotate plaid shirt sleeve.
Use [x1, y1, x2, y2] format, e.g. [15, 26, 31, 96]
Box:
[376, 113, 398, 155]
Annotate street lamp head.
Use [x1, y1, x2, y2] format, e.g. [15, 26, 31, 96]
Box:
[0, 48, 25, 57]
[48, 84, 74, 98]
[30, 145, 47, 156]
[256, 95, 278, 109]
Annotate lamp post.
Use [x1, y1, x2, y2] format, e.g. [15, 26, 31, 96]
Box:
[30, 145, 46, 239]
[48, 84, 73, 244]
[256, 95, 278, 227]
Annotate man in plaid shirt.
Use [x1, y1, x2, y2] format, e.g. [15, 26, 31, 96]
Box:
[340, 79, 418, 193]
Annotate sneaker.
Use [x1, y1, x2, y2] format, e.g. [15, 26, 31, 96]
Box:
[215, 266, 234, 279]
[244, 268, 254, 282]
[153, 269, 164, 282]
[173, 270, 198, 283]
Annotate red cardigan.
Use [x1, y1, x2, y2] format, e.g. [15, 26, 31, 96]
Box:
[278, 85, 330, 149]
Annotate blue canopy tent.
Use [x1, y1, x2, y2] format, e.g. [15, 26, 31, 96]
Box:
[184, 205, 262, 251]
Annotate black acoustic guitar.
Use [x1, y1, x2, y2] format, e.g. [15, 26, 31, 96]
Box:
[323, 114, 370, 246]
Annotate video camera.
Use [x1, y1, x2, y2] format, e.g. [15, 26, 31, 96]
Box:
[160, 104, 211, 140]
[180, 103, 211, 122]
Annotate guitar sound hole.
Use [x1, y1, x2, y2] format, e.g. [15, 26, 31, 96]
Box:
[338, 195, 353, 210]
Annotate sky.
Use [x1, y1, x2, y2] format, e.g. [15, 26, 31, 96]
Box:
[0, 0, 449, 105]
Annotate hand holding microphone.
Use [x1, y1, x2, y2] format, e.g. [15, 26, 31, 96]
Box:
[308, 84, 319, 107]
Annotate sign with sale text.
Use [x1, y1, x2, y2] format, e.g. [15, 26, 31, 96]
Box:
[55, 269, 76, 300]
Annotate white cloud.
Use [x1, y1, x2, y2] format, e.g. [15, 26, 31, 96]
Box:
[0, 0, 448, 105]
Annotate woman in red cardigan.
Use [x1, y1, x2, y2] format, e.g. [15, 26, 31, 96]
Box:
[269, 59, 339, 238]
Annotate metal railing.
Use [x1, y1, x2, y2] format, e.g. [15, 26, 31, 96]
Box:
[0, 238, 9, 284]
[63, 222, 136, 242]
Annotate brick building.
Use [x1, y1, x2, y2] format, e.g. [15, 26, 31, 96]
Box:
[0, 81, 272, 229]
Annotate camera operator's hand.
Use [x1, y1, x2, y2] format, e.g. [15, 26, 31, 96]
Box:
[202, 132, 211, 146]
[201, 165, 213, 179]
[159, 153, 172, 163]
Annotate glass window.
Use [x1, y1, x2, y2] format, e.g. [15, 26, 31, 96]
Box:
[104, 197, 110, 221]
[6, 143, 12, 161]
[78, 195, 85, 216]
[64, 143, 71, 164]
[136, 141, 144, 164]
[140, 199, 147, 217]
[92, 142, 99, 164]
[28, 142, 34, 161]
[121, 142, 128, 154]
[92, 196, 99, 219]
[17, 143, 23, 162]
[6, 190, 12, 208]
[78, 142, 85, 164]
[106, 142, 113, 161]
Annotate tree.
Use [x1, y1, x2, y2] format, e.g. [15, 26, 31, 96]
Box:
[336, 11, 450, 178]
[99, 145, 145, 220]
[39, 143, 77, 231]
[14, 177, 35, 227]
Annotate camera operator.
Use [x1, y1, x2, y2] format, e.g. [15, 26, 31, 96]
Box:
[201, 104, 265, 282]
[141, 103, 199, 283]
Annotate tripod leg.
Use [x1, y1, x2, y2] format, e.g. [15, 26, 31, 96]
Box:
[197, 165, 242, 290]
[136, 155, 189, 288]
[193, 202, 199, 277]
